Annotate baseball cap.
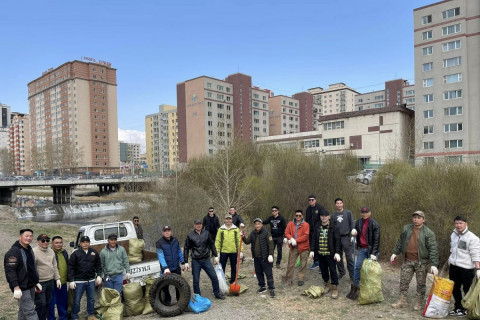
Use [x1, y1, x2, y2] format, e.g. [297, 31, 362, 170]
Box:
[320, 211, 329, 216]
[80, 236, 90, 242]
[413, 211, 425, 218]
[253, 218, 262, 223]
[308, 194, 316, 199]
[225, 214, 233, 219]
[360, 206, 370, 213]
[162, 226, 172, 231]
[37, 234, 50, 241]
[107, 234, 117, 240]
[194, 219, 202, 225]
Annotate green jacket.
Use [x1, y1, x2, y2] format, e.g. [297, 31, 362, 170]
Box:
[215, 224, 242, 254]
[393, 224, 439, 267]
[100, 244, 130, 276]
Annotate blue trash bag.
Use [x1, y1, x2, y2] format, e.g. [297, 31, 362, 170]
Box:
[188, 294, 212, 314]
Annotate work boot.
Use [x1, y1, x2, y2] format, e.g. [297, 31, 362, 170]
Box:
[352, 285, 360, 300]
[87, 315, 97, 320]
[323, 281, 331, 294]
[346, 283, 354, 299]
[331, 285, 338, 299]
[414, 295, 425, 311]
[391, 295, 407, 309]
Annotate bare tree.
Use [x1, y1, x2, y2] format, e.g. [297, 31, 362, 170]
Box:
[0, 147, 15, 176]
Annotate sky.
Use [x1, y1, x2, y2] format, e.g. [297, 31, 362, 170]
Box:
[1, 0, 434, 151]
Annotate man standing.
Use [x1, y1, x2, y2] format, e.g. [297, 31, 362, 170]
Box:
[184, 219, 224, 300]
[447, 216, 480, 317]
[306, 195, 329, 269]
[133, 216, 143, 240]
[349, 206, 380, 300]
[310, 211, 341, 299]
[100, 234, 130, 295]
[215, 214, 242, 286]
[156, 226, 187, 305]
[243, 218, 275, 298]
[262, 206, 287, 268]
[283, 210, 310, 286]
[33, 234, 61, 320]
[68, 236, 103, 320]
[390, 211, 439, 310]
[4, 228, 41, 320]
[49, 236, 68, 320]
[229, 206, 245, 229]
[331, 198, 356, 282]
[203, 207, 220, 242]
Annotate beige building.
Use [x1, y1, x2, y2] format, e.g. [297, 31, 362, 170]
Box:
[308, 83, 358, 117]
[268, 95, 301, 135]
[27, 60, 119, 173]
[145, 104, 178, 172]
[9, 113, 30, 175]
[414, 0, 480, 164]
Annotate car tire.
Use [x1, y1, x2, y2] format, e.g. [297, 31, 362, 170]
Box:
[363, 179, 369, 185]
[149, 273, 191, 317]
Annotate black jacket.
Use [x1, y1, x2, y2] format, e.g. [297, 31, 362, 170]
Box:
[355, 218, 381, 256]
[243, 228, 274, 261]
[310, 223, 340, 257]
[183, 229, 217, 263]
[232, 213, 244, 228]
[263, 214, 287, 238]
[4, 241, 39, 291]
[68, 247, 102, 282]
[306, 203, 329, 232]
[202, 214, 220, 239]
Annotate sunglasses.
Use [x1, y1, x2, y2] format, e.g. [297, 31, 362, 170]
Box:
[295, 214, 302, 217]
[134, 220, 139, 222]
[272, 209, 278, 212]
[308, 199, 315, 201]
[209, 211, 214, 213]
[41, 239, 50, 243]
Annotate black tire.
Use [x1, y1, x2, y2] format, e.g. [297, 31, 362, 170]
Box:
[149, 273, 191, 317]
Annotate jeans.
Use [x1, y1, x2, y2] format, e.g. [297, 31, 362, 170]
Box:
[220, 252, 238, 284]
[71, 281, 95, 319]
[191, 258, 220, 296]
[254, 257, 274, 290]
[35, 279, 54, 320]
[104, 274, 124, 295]
[18, 287, 39, 320]
[272, 237, 283, 265]
[337, 235, 354, 281]
[354, 248, 369, 286]
[319, 254, 339, 285]
[48, 283, 68, 320]
[449, 264, 475, 310]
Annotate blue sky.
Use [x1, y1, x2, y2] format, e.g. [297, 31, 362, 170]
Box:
[1, 0, 433, 147]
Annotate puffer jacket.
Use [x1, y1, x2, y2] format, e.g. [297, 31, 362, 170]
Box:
[215, 224, 242, 254]
[156, 236, 184, 272]
[184, 229, 217, 262]
[449, 227, 480, 269]
[285, 219, 310, 253]
[393, 224, 439, 267]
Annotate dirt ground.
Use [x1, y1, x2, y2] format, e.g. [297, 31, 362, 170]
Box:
[0, 205, 436, 320]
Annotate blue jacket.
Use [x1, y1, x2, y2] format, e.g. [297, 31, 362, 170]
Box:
[156, 236, 184, 273]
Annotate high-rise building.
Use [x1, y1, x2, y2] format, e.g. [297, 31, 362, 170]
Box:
[414, 0, 479, 164]
[119, 142, 140, 164]
[27, 60, 119, 172]
[355, 79, 415, 111]
[268, 95, 301, 135]
[1, 103, 11, 128]
[308, 83, 359, 117]
[145, 104, 178, 172]
[9, 113, 30, 175]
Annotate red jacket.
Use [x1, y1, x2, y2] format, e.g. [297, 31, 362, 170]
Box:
[285, 220, 310, 253]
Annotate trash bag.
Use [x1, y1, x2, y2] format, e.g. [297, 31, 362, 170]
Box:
[95, 288, 124, 320]
[188, 294, 212, 314]
[123, 282, 145, 317]
[142, 276, 156, 315]
[128, 238, 145, 263]
[215, 264, 228, 295]
[301, 286, 325, 299]
[462, 276, 480, 319]
[358, 259, 384, 305]
[423, 275, 454, 318]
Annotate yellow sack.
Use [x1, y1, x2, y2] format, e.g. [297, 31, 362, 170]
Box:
[358, 259, 384, 305]
[422, 275, 454, 318]
[301, 286, 325, 299]
[128, 238, 145, 263]
[462, 276, 480, 319]
[123, 282, 145, 317]
[95, 288, 124, 320]
[142, 276, 156, 315]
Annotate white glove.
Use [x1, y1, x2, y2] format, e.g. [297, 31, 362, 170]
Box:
[13, 288, 22, 300]
[36, 283, 42, 292]
[69, 282, 76, 290]
[125, 273, 130, 280]
[56, 280, 62, 289]
[370, 255, 377, 261]
[351, 229, 358, 236]
[240, 252, 244, 259]
[184, 263, 190, 271]
[287, 239, 292, 245]
[95, 276, 102, 286]
[390, 254, 397, 263]
[214, 257, 219, 265]
[476, 269, 480, 279]
[268, 255, 273, 263]
[283, 238, 288, 244]
[334, 253, 341, 262]
[430, 266, 438, 276]
[239, 223, 245, 228]
[290, 239, 297, 246]
[309, 251, 314, 259]
[350, 236, 356, 243]
[164, 268, 171, 275]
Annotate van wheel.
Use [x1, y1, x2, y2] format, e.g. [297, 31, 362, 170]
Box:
[149, 273, 191, 317]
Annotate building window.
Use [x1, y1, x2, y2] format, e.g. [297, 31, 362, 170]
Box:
[423, 141, 434, 150]
[424, 126, 434, 134]
[424, 110, 434, 118]
[422, 31, 433, 40]
[206, 82, 211, 88]
[423, 94, 434, 103]
[217, 85, 223, 91]
[444, 123, 462, 132]
[303, 140, 320, 148]
[445, 139, 463, 148]
[423, 62, 433, 72]
[444, 106, 462, 116]
[405, 98, 415, 104]
[442, 24, 461, 36]
[443, 40, 461, 52]
[423, 78, 434, 87]
[445, 155, 462, 163]
[443, 57, 462, 68]
[323, 121, 344, 130]
[375, 103, 383, 108]
[422, 15, 432, 25]
[422, 46, 433, 56]
[405, 90, 415, 95]
[444, 73, 462, 84]
[442, 7, 460, 19]
[374, 95, 384, 100]
[323, 137, 345, 146]
[444, 90, 462, 100]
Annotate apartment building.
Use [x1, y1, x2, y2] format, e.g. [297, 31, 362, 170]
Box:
[308, 83, 358, 117]
[1, 103, 11, 128]
[27, 60, 119, 173]
[268, 95, 301, 135]
[9, 113, 30, 175]
[355, 79, 416, 111]
[414, 0, 480, 163]
[145, 104, 178, 172]
[119, 142, 140, 163]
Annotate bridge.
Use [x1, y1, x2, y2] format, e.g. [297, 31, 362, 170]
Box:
[0, 177, 155, 205]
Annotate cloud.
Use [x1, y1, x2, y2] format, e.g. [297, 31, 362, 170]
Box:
[118, 129, 146, 154]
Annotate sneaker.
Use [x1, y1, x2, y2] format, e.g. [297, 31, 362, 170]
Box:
[214, 293, 225, 300]
[269, 290, 275, 298]
[257, 287, 267, 294]
[309, 261, 319, 269]
[449, 308, 467, 317]
[298, 280, 304, 286]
